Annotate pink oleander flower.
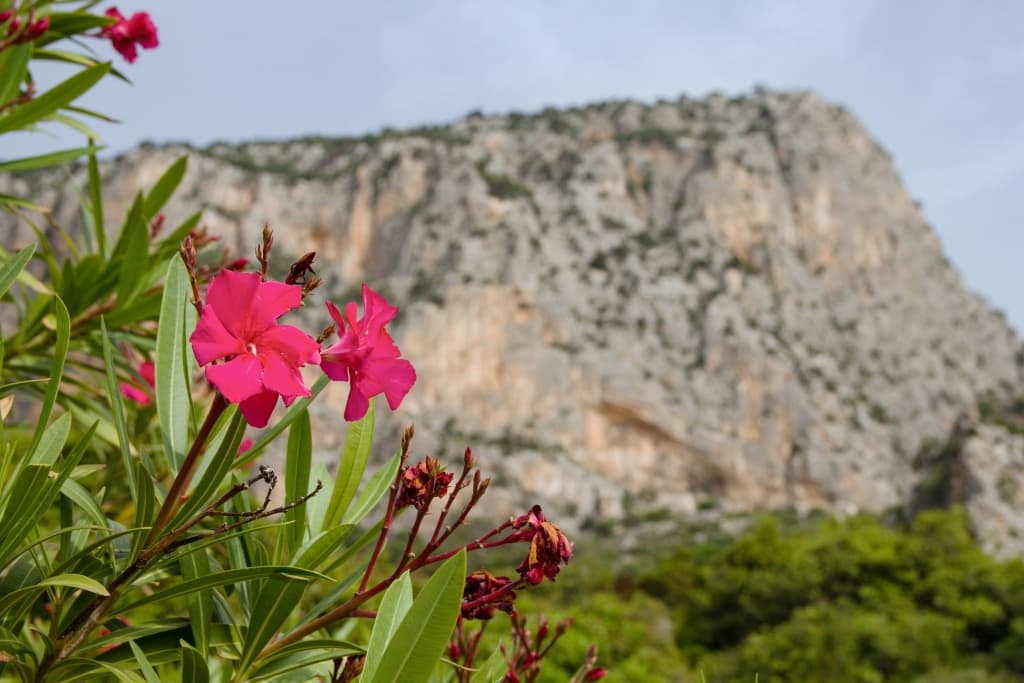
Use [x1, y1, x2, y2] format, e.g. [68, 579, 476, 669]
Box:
[120, 360, 155, 405]
[190, 270, 320, 427]
[238, 437, 254, 454]
[100, 7, 158, 63]
[320, 284, 416, 421]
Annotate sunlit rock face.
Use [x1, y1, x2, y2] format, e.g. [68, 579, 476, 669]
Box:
[5, 90, 1022, 543]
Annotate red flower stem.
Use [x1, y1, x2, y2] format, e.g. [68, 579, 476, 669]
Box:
[147, 393, 228, 543]
[393, 507, 427, 576]
[357, 440, 409, 592]
[429, 461, 473, 545]
[419, 520, 514, 568]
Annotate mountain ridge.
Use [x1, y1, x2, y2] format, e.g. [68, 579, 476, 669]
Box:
[5, 88, 1023, 550]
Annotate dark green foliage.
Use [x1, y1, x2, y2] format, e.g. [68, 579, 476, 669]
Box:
[633, 509, 1024, 682]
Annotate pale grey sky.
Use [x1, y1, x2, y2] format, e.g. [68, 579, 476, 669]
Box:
[6, 1, 1022, 333]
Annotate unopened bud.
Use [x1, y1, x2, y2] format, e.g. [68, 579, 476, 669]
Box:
[463, 447, 475, 469]
[401, 425, 415, 453]
[22, 15, 48, 40]
[316, 324, 336, 344]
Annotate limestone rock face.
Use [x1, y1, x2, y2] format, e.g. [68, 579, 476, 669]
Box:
[4, 90, 1022, 534]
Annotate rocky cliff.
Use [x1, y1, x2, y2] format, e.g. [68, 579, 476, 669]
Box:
[4, 90, 1023, 550]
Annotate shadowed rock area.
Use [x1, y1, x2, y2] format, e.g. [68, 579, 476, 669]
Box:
[4, 89, 1022, 550]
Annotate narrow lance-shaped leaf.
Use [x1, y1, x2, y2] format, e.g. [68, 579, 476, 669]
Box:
[362, 572, 414, 683]
[129, 641, 161, 683]
[179, 642, 210, 683]
[88, 147, 106, 257]
[155, 257, 193, 471]
[143, 156, 187, 220]
[179, 551, 211, 654]
[0, 62, 111, 135]
[367, 550, 467, 683]
[0, 145, 102, 173]
[285, 409, 312, 553]
[28, 297, 70, 455]
[0, 245, 36, 299]
[100, 317, 138, 500]
[324, 399, 375, 529]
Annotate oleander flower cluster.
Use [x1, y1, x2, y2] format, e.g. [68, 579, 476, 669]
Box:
[188, 251, 416, 427]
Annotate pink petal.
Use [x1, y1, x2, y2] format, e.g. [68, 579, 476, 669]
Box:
[344, 374, 370, 421]
[139, 361, 156, 387]
[258, 324, 320, 366]
[361, 357, 416, 410]
[205, 355, 263, 403]
[325, 300, 347, 332]
[251, 279, 303, 328]
[239, 390, 279, 428]
[360, 283, 398, 333]
[120, 381, 150, 406]
[260, 350, 311, 400]
[205, 270, 261, 337]
[112, 38, 138, 62]
[190, 307, 244, 366]
[127, 12, 158, 48]
[320, 356, 352, 382]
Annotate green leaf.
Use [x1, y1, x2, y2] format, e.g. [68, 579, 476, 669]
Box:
[82, 618, 189, 655]
[179, 551, 212, 654]
[0, 245, 34, 301]
[0, 422, 96, 571]
[100, 317, 137, 500]
[129, 641, 161, 683]
[285, 410, 313, 553]
[0, 145, 103, 173]
[291, 524, 355, 574]
[131, 461, 155, 562]
[0, 573, 108, 613]
[324, 399, 375, 529]
[38, 573, 110, 595]
[367, 550, 467, 683]
[236, 576, 309, 676]
[27, 297, 70, 454]
[248, 644, 362, 682]
[180, 642, 210, 683]
[0, 62, 111, 135]
[343, 448, 402, 527]
[59, 658, 147, 683]
[60, 478, 110, 534]
[0, 43, 31, 104]
[144, 156, 187, 220]
[111, 194, 149, 307]
[112, 566, 327, 615]
[471, 649, 508, 683]
[88, 147, 106, 257]
[28, 411, 71, 466]
[362, 572, 414, 682]
[155, 257, 193, 471]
